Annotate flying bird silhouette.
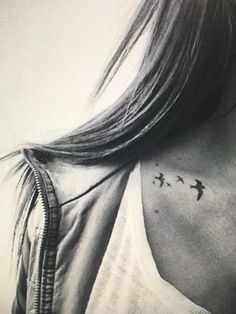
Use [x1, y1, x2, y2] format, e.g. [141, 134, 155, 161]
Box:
[155, 173, 165, 187]
[176, 176, 184, 184]
[166, 182, 172, 187]
[190, 179, 205, 201]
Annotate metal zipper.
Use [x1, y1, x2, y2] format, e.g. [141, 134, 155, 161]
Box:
[23, 149, 50, 314]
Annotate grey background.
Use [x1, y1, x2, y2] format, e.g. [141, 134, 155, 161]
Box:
[0, 0, 147, 311]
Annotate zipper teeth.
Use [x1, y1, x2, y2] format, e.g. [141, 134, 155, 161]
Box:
[23, 151, 49, 314]
[33, 169, 49, 314]
[34, 172, 49, 313]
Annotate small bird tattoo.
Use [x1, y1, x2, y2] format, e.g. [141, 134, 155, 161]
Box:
[166, 182, 172, 187]
[176, 176, 184, 184]
[190, 179, 205, 201]
[155, 173, 165, 187]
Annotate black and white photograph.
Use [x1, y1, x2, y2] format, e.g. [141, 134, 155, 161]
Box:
[0, 1, 236, 313]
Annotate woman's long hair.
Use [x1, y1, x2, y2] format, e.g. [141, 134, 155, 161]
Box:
[2, 0, 236, 264]
[35, 0, 235, 163]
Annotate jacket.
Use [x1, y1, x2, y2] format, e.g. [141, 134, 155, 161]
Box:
[12, 148, 135, 314]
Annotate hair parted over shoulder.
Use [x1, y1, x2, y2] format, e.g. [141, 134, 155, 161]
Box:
[2, 0, 236, 264]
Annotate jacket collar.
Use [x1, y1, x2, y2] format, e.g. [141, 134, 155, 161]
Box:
[23, 148, 136, 206]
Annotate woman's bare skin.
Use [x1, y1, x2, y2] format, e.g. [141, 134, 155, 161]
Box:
[141, 64, 236, 314]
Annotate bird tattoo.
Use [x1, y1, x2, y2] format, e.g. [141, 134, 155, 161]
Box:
[155, 173, 165, 187]
[190, 179, 205, 201]
[166, 182, 172, 187]
[176, 176, 184, 184]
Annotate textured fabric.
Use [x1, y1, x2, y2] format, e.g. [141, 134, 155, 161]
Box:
[85, 162, 211, 314]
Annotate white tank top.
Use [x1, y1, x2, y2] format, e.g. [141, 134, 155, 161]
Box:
[85, 162, 211, 314]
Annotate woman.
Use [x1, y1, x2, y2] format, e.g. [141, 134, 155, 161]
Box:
[4, 0, 236, 313]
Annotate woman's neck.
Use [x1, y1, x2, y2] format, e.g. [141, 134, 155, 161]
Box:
[205, 59, 236, 160]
